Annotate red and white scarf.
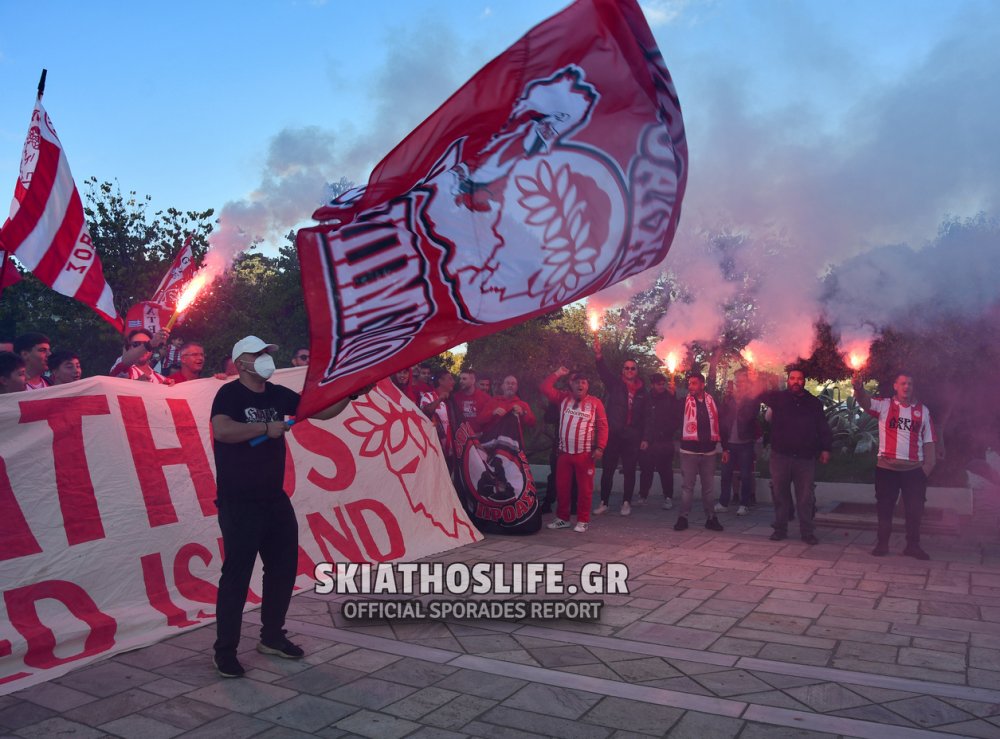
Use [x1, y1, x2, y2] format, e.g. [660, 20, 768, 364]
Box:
[682, 393, 720, 442]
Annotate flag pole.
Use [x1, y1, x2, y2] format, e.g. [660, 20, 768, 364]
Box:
[37, 69, 47, 100]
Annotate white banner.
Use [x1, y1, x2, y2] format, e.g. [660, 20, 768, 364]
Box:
[0, 368, 480, 694]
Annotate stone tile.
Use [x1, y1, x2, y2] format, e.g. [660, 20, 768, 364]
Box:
[941, 696, 1000, 717]
[898, 646, 968, 672]
[815, 614, 891, 633]
[255, 694, 358, 732]
[422, 694, 496, 730]
[115, 643, 196, 670]
[14, 681, 96, 712]
[639, 675, 715, 695]
[675, 613, 740, 632]
[502, 684, 600, 719]
[329, 649, 401, 673]
[140, 695, 229, 731]
[696, 598, 758, 618]
[835, 641, 899, 664]
[257, 726, 324, 739]
[692, 669, 772, 697]
[14, 716, 104, 738]
[526, 645, 599, 668]
[384, 687, 460, 720]
[323, 676, 417, 709]
[970, 668, 1000, 690]
[333, 709, 423, 739]
[831, 657, 965, 684]
[54, 661, 160, 698]
[642, 598, 703, 625]
[891, 622, 969, 642]
[739, 613, 812, 635]
[482, 649, 541, 666]
[936, 719, 1000, 738]
[275, 663, 368, 694]
[829, 704, 918, 727]
[728, 627, 835, 650]
[142, 678, 196, 699]
[756, 644, 830, 666]
[583, 696, 684, 735]
[151, 654, 221, 687]
[433, 669, 526, 700]
[663, 710, 743, 739]
[708, 636, 764, 657]
[454, 634, 524, 654]
[608, 657, 681, 682]
[561, 663, 626, 680]
[972, 647, 1000, 670]
[807, 625, 909, 645]
[369, 657, 457, 688]
[185, 679, 298, 713]
[461, 718, 551, 738]
[912, 637, 967, 654]
[731, 689, 810, 711]
[785, 683, 869, 712]
[615, 620, 718, 649]
[98, 714, 184, 738]
[755, 598, 825, 619]
[753, 672, 825, 689]
[179, 712, 273, 738]
[62, 687, 163, 727]
[885, 695, 976, 727]
[717, 584, 772, 603]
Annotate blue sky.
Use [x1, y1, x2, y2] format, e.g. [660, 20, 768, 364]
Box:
[2, 1, 998, 355]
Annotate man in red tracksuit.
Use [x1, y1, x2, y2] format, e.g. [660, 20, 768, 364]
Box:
[540, 367, 609, 533]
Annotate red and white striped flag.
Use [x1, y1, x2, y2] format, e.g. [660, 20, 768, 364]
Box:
[0, 99, 124, 332]
[150, 235, 196, 307]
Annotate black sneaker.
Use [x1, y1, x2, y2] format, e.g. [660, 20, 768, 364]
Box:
[871, 543, 889, 557]
[673, 516, 689, 531]
[258, 635, 305, 659]
[213, 653, 245, 678]
[902, 544, 930, 561]
[705, 516, 724, 532]
[801, 533, 819, 545]
[769, 531, 786, 541]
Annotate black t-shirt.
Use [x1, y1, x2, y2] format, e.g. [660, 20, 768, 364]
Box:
[211, 380, 300, 501]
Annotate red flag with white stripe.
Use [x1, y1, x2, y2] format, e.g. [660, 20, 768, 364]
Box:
[295, 0, 687, 417]
[0, 99, 124, 332]
[150, 235, 196, 308]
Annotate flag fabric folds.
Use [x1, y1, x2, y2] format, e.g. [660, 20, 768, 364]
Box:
[0, 100, 124, 332]
[295, 0, 687, 416]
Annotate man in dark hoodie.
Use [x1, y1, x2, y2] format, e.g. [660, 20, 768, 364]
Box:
[593, 340, 647, 516]
[756, 367, 832, 545]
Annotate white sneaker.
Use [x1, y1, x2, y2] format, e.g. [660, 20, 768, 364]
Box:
[736, 505, 750, 516]
[621, 501, 631, 516]
[714, 503, 728, 514]
[574, 521, 589, 533]
[662, 498, 674, 510]
[547, 518, 571, 529]
[594, 503, 609, 515]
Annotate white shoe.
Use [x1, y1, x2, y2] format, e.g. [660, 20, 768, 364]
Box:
[621, 502, 631, 516]
[574, 521, 589, 533]
[594, 503, 609, 515]
[662, 498, 674, 510]
[547, 518, 571, 529]
[635, 496, 647, 507]
[736, 505, 750, 516]
[714, 503, 728, 513]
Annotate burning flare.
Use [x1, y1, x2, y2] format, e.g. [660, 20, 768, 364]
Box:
[848, 351, 867, 371]
[165, 271, 211, 330]
[741, 347, 755, 365]
[588, 311, 601, 333]
[666, 352, 678, 374]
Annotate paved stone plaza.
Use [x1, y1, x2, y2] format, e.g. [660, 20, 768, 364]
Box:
[3, 498, 1000, 738]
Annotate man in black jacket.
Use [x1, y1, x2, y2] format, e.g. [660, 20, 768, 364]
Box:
[718, 369, 762, 516]
[756, 367, 832, 545]
[638, 373, 682, 509]
[594, 344, 647, 516]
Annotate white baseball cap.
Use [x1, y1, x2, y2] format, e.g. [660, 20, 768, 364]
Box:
[231, 335, 278, 362]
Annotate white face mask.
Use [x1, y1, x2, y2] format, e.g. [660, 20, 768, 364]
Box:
[243, 354, 275, 380]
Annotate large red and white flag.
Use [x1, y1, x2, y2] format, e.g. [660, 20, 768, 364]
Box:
[0, 99, 124, 332]
[296, 0, 686, 416]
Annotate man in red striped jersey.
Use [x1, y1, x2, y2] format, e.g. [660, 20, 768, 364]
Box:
[853, 372, 937, 560]
[540, 366, 609, 533]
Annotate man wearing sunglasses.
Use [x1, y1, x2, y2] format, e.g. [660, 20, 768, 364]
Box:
[593, 339, 647, 516]
[110, 328, 172, 384]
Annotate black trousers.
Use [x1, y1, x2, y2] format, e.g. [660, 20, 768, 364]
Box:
[214, 494, 298, 657]
[639, 440, 674, 499]
[600, 430, 641, 504]
[874, 467, 927, 546]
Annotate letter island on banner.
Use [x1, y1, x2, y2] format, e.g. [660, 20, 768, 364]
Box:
[0, 372, 477, 694]
[296, 0, 687, 417]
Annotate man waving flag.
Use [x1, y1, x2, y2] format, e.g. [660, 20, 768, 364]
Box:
[296, 0, 687, 417]
[0, 73, 124, 332]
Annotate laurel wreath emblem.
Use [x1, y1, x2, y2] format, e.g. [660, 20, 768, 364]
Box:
[515, 160, 599, 305]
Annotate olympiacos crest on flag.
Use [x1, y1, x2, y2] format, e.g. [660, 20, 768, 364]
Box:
[296, 0, 686, 416]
